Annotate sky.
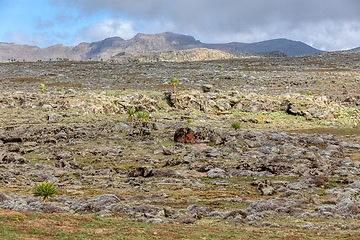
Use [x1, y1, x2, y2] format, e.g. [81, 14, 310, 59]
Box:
[1, 0, 360, 51]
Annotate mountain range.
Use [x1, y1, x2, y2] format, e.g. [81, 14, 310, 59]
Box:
[0, 32, 325, 62]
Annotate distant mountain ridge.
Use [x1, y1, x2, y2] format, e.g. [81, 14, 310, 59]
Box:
[0, 32, 324, 62]
[205, 38, 323, 56]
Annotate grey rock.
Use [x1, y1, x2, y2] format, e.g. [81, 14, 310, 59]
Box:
[207, 211, 225, 218]
[178, 215, 196, 224]
[315, 205, 337, 214]
[242, 101, 262, 113]
[41, 104, 53, 110]
[212, 180, 232, 186]
[279, 190, 303, 198]
[288, 181, 309, 190]
[216, 99, 231, 111]
[325, 144, 343, 158]
[260, 186, 276, 196]
[90, 194, 122, 203]
[151, 169, 180, 178]
[302, 222, 316, 230]
[128, 166, 153, 177]
[207, 168, 228, 179]
[0, 192, 12, 202]
[1, 153, 28, 164]
[186, 204, 214, 216]
[131, 205, 163, 216]
[202, 84, 213, 93]
[28, 202, 68, 213]
[146, 218, 173, 224]
[261, 221, 280, 228]
[340, 142, 360, 149]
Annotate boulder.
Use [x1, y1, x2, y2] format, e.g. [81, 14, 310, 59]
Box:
[325, 144, 344, 158]
[202, 84, 213, 93]
[242, 101, 262, 113]
[207, 168, 228, 179]
[216, 99, 231, 111]
[260, 186, 276, 196]
[128, 128, 151, 137]
[0, 192, 12, 202]
[151, 169, 180, 178]
[1, 152, 27, 164]
[186, 204, 214, 216]
[128, 166, 153, 177]
[174, 126, 216, 143]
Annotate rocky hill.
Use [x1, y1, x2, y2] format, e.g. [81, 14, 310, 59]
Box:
[0, 32, 322, 62]
[110, 48, 287, 63]
[205, 38, 323, 56]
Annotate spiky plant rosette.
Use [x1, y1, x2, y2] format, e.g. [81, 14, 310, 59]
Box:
[33, 182, 58, 202]
[38, 83, 46, 92]
[171, 77, 178, 93]
[231, 122, 241, 130]
[171, 77, 178, 85]
[126, 107, 136, 115]
[137, 112, 149, 121]
[126, 107, 136, 121]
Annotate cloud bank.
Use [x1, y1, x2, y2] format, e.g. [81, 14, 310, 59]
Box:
[72, 19, 136, 44]
[19, 0, 360, 50]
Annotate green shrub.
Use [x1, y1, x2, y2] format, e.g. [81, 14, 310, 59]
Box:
[126, 107, 136, 122]
[171, 78, 178, 93]
[33, 182, 58, 202]
[306, 91, 312, 96]
[57, 87, 62, 92]
[137, 112, 149, 121]
[38, 83, 46, 93]
[8, 215, 23, 221]
[231, 122, 241, 130]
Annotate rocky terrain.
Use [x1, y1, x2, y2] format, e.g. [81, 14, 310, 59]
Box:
[1, 49, 360, 239]
[110, 48, 253, 63]
[110, 48, 287, 63]
[0, 32, 322, 62]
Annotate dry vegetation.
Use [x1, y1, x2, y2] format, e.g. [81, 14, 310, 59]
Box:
[1, 50, 360, 239]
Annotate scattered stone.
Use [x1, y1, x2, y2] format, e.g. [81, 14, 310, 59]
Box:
[202, 84, 213, 93]
[207, 168, 228, 179]
[1, 53, 360, 234]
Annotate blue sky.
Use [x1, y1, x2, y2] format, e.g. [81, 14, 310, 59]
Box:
[1, 0, 360, 51]
[0, 0, 114, 47]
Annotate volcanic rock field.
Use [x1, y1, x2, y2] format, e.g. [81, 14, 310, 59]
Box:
[1, 50, 360, 238]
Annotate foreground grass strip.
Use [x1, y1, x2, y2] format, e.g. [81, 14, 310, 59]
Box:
[0, 210, 360, 239]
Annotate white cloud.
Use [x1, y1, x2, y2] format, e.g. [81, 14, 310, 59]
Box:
[50, 0, 360, 50]
[36, 19, 54, 29]
[279, 20, 360, 51]
[72, 18, 136, 44]
[10, 31, 57, 48]
[135, 18, 176, 36]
